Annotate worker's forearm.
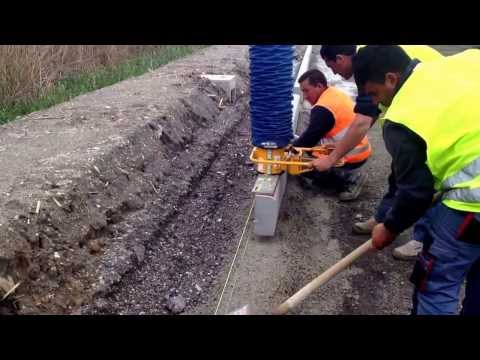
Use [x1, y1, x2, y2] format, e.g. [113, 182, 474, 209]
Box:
[327, 114, 372, 163]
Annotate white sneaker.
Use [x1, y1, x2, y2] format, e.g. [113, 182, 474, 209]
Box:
[352, 216, 377, 235]
[392, 240, 423, 261]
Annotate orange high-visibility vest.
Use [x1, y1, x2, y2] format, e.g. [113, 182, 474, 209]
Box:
[315, 86, 372, 163]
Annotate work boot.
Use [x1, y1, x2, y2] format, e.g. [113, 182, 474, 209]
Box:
[339, 172, 367, 202]
[297, 175, 336, 194]
[297, 176, 315, 190]
[392, 240, 423, 261]
[297, 176, 322, 192]
[352, 216, 377, 235]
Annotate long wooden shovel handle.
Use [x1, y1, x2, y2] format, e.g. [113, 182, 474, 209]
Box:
[273, 238, 374, 315]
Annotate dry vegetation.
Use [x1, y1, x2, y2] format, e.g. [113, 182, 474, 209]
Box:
[0, 45, 203, 123]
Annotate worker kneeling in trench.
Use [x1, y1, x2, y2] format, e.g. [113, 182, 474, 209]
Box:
[293, 69, 371, 202]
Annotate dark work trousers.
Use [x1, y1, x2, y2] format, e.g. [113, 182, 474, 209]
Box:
[301, 159, 367, 192]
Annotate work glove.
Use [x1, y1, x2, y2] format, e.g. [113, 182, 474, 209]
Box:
[371, 223, 397, 250]
[354, 95, 381, 119]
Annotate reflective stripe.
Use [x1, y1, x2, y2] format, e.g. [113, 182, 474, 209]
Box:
[442, 156, 480, 189]
[331, 127, 349, 141]
[346, 143, 371, 156]
[327, 126, 353, 142]
[319, 138, 336, 145]
[444, 187, 480, 203]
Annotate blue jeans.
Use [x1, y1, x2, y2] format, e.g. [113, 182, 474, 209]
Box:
[409, 202, 480, 315]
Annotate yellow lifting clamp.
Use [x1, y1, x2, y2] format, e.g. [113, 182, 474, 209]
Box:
[249, 144, 345, 175]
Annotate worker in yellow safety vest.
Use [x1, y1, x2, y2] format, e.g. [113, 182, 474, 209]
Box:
[315, 45, 443, 260]
[352, 45, 480, 314]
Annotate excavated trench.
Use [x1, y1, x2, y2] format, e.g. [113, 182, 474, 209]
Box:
[84, 109, 257, 314]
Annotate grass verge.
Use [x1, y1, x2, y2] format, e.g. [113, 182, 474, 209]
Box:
[0, 45, 205, 124]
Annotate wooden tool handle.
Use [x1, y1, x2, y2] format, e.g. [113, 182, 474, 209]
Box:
[273, 239, 374, 315]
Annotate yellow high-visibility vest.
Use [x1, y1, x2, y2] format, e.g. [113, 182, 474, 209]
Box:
[357, 45, 444, 124]
[384, 49, 480, 212]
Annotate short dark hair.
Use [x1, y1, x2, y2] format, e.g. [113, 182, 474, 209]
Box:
[298, 69, 327, 87]
[353, 45, 412, 88]
[320, 45, 357, 61]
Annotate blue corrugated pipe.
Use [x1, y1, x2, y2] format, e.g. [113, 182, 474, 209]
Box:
[250, 45, 294, 149]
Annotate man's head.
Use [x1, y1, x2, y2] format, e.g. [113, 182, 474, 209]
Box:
[353, 45, 411, 107]
[320, 45, 357, 79]
[298, 69, 328, 106]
